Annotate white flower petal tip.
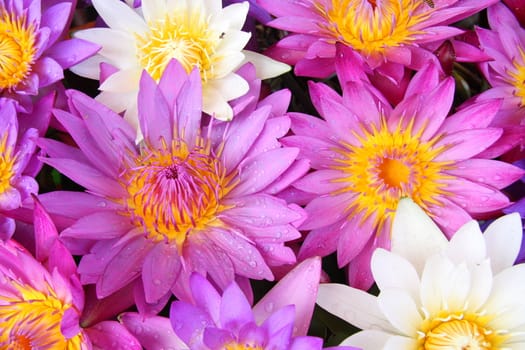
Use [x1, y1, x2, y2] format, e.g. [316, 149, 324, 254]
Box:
[242, 51, 291, 80]
[484, 212, 523, 273]
[391, 198, 448, 272]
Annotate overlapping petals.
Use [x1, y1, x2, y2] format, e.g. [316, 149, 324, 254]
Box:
[38, 60, 305, 309]
[317, 198, 525, 349]
[284, 48, 523, 290]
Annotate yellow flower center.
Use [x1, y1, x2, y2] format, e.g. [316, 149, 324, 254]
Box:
[508, 46, 525, 107]
[333, 118, 453, 231]
[0, 10, 36, 90]
[0, 281, 84, 349]
[314, 0, 431, 57]
[419, 312, 509, 350]
[136, 8, 220, 82]
[224, 343, 264, 350]
[123, 138, 235, 246]
[0, 132, 16, 193]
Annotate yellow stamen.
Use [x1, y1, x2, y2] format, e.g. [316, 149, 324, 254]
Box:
[0, 10, 36, 90]
[508, 46, 525, 106]
[332, 118, 453, 232]
[136, 8, 220, 83]
[123, 137, 235, 247]
[0, 281, 84, 349]
[224, 343, 264, 350]
[314, 0, 431, 57]
[0, 132, 16, 193]
[419, 311, 508, 349]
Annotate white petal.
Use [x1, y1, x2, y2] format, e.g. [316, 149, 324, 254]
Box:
[483, 264, 525, 321]
[316, 283, 396, 332]
[69, 55, 105, 79]
[216, 31, 251, 52]
[446, 220, 486, 265]
[92, 0, 148, 35]
[203, 0, 222, 14]
[141, 0, 166, 22]
[484, 212, 523, 274]
[96, 90, 137, 115]
[206, 73, 248, 101]
[391, 198, 447, 274]
[371, 249, 420, 302]
[378, 289, 422, 336]
[99, 68, 141, 93]
[420, 255, 456, 315]
[242, 50, 291, 80]
[383, 335, 418, 349]
[212, 2, 249, 32]
[213, 52, 246, 79]
[465, 259, 493, 312]
[73, 28, 137, 68]
[340, 330, 393, 350]
[489, 304, 525, 332]
[202, 86, 234, 121]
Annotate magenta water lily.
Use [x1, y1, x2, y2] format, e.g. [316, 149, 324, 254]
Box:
[284, 48, 523, 290]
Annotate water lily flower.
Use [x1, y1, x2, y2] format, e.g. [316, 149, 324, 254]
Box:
[121, 257, 357, 350]
[476, 3, 525, 160]
[285, 48, 523, 290]
[70, 0, 289, 136]
[0, 97, 52, 241]
[317, 198, 525, 349]
[38, 59, 305, 309]
[258, 0, 498, 79]
[0, 0, 99, 111]
[0, 199, 140, 349]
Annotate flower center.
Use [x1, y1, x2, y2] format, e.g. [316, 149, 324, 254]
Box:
[123, 138, 234, 246]
[333, 118, 452, 231]
[377, 157, 410, 188]
[314, 0, 430, 56]
[0, 132, 16, 193]
[508, 46, 525, 107]
[424, 319, 491, 349]
[0, 282, 83, 349]
[0, 10, 36, 90]
[136, 8, 219, 82]
[224, 343, 264, 350]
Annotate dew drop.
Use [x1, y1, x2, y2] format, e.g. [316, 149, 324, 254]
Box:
[264, 302, 274, 312]
[97, 201, 107, 208]
[153, 279, 161, 286]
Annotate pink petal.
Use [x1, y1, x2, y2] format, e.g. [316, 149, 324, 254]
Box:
[434, 128, 502, 161]
[61, 211, 132, 240]
[85, 321, 142, 350]
[298, 221, 342, 260]
[300, 193, 354, 230]
[446, 159, 524, 189]
[292, 169, 347, 195]
[337, 212, 378, 267]
[120, 313, 187, 350]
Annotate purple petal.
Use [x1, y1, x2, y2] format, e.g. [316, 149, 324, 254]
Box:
[220, 282, 255, 331]
[40, 2, 72, 44]
[446, 159, 524, 189]
[61, 211, 133, 240]
[231, 147, 299, 196]
[97, 234, 153, 298]
[434, 128, 503, 161]
[189, 273, 222, 324]
[169, 301, 213, 345]
[46, 38, 101, 69]
[176, 68, 203, 148]
[138, 71, 173, 147]
[254, 257, 321, 336]
[142, 243, 181, 303]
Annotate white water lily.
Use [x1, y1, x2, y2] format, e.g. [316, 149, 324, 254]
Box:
[317, 198, 525, 349]
[71, 0, 289, 134]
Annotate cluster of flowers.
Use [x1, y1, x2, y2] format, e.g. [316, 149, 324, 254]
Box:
[1, 0, 525, 348]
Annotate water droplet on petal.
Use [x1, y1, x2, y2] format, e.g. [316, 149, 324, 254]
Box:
[264, 302, 274, 312]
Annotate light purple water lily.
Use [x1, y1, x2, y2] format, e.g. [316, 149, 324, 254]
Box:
[0, 0, 99, 111]
[0, 96, 53, 241]
[37, 59, 307, 311]
[121, 257, 357, 350]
